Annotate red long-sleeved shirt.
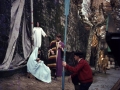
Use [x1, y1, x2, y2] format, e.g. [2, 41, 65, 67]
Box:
[65, 59, 93, 83]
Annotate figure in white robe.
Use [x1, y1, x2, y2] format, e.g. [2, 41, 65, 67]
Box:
[27, 47, 51, 83]
[33, 22, 47, 49]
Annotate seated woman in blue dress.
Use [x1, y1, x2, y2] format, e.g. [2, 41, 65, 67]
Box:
[27, 47, 51, 83]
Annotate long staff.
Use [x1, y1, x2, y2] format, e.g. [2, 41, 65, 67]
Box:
[62, 0, 70, 90]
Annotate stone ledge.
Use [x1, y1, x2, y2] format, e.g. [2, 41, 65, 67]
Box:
[111, 78, 120, 90]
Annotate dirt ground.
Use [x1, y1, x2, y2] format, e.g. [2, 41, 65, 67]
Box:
[0, 73, 74, 90]
[0, 68, 120, 90]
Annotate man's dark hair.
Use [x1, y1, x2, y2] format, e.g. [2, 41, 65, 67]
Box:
[74, 52, 84, 58]
[56, 33, 61, 38]
[34, 22, 40, 27]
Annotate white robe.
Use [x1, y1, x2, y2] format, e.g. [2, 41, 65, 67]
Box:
[33, 27, 46, 49]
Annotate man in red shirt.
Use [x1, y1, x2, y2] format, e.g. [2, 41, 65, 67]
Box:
[62, 52, 93, 90]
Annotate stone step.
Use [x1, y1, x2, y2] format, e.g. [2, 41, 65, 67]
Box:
[111, 78, 120, 90]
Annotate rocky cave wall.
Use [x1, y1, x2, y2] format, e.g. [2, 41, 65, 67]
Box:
[33, 0, 118, 64]
[33, 0, 89, 56]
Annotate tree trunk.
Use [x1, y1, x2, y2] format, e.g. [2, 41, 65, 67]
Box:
[85, 27, 95, 63]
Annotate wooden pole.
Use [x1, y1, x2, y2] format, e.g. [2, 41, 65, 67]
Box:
[30, 0, 34, 40]
[62, 0, 70, 90]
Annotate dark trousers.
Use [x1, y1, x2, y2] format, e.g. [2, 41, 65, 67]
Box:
[72, 76, 92, 90]
[79, 82, 92, 90]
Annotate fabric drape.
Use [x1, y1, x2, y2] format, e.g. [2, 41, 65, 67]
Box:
[27, 47, 51, 83]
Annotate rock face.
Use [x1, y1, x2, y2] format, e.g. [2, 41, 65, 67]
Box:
[75, 0, 116, 67]
[33, 0, 89, 61]
[0, 0, 11, 64]
[33, 0, 119, 67]
[33, 0, 89, 52]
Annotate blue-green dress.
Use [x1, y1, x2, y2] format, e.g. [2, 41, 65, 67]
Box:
[27, 47, 51, 83]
